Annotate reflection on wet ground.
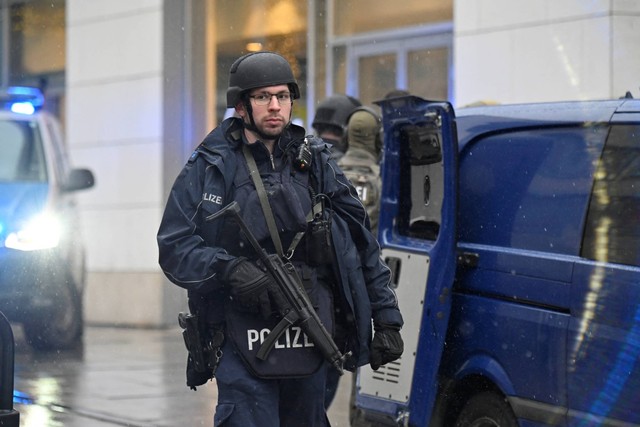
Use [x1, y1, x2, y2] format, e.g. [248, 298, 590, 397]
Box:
[12, 325, 352, 426]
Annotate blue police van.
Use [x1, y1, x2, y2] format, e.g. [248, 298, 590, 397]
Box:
[0, 87, 94, 351]
[354, 94, 640, 426]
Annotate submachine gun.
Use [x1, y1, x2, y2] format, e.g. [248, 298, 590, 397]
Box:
[206, 201, 349, 374]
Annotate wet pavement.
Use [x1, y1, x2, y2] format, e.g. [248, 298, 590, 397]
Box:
[11, 325, 353, 427]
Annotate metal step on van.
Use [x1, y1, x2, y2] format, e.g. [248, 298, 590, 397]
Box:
[354, 93, 640, 427]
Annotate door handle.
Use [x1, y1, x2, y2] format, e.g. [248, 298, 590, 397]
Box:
[385, 256, 402, 289]
[456, 251, 479, 268]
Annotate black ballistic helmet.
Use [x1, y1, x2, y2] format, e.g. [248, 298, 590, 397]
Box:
[226, 51, 300, 108]
[312, 94, 362, 134]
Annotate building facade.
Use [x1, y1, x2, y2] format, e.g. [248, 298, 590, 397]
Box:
[1, 0, 638, 326]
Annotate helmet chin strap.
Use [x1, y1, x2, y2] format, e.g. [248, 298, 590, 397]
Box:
[242, 100, 291, 142]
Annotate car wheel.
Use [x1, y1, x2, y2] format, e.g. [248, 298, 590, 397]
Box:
[454, 391, 518, 427]
[23, 281, 83, 351]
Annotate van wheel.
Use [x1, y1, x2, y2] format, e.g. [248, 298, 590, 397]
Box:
[23, 282, 83, 351]
[455, 391, 518, 427]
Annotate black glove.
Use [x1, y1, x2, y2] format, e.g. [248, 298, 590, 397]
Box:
[223, 257, 274, 318]
[370, 324, 404, 370]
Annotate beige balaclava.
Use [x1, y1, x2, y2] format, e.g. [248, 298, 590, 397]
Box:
[346, 109, 381, 157]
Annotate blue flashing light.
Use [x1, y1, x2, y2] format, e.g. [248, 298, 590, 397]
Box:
[10, 101, 35, 115]
[0, 86, 44, 114]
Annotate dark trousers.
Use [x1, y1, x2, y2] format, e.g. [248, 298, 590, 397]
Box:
[324, 368, 341, 408]
[214, 340, 331, 427]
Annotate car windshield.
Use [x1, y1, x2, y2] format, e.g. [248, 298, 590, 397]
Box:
[0, 117, 47, 183]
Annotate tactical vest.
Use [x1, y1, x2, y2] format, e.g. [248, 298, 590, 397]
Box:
[338, 148, 381, 231]
[217, 144, 310, 257]
[218, 143, 334, 378]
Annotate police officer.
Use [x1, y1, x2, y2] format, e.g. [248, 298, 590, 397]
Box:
[157, 51, 403, 427]
[312, 94, 362, 159]
[339, 106, 383, 231]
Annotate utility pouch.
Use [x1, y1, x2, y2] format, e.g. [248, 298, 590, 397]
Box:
[306, 208, 333, 266]
[178, 312, 224, 390]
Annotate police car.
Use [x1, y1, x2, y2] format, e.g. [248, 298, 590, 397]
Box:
[0, 87, 94, 350]
[355, 94, 640, 426]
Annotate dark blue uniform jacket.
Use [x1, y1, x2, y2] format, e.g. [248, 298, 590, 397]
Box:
[157, 117, 403, 369]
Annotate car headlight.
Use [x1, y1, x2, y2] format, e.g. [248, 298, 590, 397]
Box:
[4, 214, 61, 251]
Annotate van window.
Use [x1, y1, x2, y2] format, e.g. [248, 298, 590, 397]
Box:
[582, 124, 640, 266]
[397, 123, 444, 240]
[458, 126, 607, 254]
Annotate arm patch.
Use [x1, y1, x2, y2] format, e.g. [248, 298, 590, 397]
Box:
[188, 149, 201, 164]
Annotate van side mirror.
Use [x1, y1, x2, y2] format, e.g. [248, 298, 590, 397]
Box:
[62, 168, 95, 192]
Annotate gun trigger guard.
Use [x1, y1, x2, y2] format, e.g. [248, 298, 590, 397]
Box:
[285, 249, 294, 260]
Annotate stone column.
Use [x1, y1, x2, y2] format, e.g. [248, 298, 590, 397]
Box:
[66, 0, 210, 327]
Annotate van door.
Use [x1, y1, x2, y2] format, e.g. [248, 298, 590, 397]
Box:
[355, 96, 458, 426]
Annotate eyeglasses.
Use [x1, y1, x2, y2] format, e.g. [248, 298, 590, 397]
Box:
[249, 92, 292, 106]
